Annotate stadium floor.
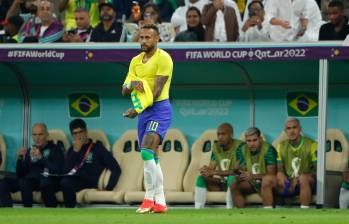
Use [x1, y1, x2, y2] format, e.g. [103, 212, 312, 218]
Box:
[0, 208, 348, 224]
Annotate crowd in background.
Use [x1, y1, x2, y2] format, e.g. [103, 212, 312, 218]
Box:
[0, 0, 348, 43]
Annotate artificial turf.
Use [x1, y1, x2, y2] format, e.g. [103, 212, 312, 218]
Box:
[0, 208, 348, 224]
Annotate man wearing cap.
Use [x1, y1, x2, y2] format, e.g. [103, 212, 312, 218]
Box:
[121, 23, 173, 213]
[89, 2, 126, 42]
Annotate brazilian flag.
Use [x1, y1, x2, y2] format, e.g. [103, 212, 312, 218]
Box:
[287, 92, 318, 117]
[69, 93, 100, 118]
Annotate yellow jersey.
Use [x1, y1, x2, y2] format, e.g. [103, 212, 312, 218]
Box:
[124, 48, 173, 103]
[64, 0, 100, 30]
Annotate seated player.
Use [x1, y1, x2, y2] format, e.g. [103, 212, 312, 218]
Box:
[195, 123, 244, 209]
[231, 127, 277, 208]
[276, 117, 317, 208]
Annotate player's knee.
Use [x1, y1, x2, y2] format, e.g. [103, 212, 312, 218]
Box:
[40, 179, 52, 191]
[141, 133, 160, 149]
[18, 178, 29, 190]
[60, 178, 73, 190]
[196, 175, 207, 188]
[262, 176, 274, 189]
[230, 179, 239, 190]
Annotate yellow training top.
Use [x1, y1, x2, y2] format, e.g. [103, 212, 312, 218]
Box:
[124, 48, 173, 103]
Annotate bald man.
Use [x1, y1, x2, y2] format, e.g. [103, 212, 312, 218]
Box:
[0, 123, 64, 207]
[195, 123, 244, 209]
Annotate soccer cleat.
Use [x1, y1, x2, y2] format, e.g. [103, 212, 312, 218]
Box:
[136, 199, 154, 214]
[152, 204, 168, 213]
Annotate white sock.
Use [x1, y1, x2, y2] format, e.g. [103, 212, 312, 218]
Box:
[154, 162, 166, 206]
[143, 159, 157, 201]
[339, 187, 349, 209]
[195, 187, 207, 209]
[226, 188, 233, 209]
[300, 205, 310, 209]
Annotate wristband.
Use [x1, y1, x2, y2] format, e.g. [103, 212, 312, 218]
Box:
[126, 82, 132, 89]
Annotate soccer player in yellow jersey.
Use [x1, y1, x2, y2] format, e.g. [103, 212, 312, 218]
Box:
[276, 118, 317, 208]
[122, 24, 173, 213]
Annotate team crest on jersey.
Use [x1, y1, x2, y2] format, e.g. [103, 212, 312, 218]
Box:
[43, 149, 50, 158]
[252, 163, 260, 174]
[291, 157, 301, 177]
[220, 159, 231, 171]
[86, 152, 93, 163]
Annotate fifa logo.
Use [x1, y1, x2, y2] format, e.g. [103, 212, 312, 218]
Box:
[220, 159, 231, 171]
[252, 163, 260, 174]
[291, 157, 301, 177]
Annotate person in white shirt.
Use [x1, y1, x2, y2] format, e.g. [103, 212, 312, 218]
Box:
[171, 0, 209, 33]
[265, 0, 322, 41]
[202, 0, 239, 41]
[242, 0, 267, 24]
[240, 0, 270, 42]
[296, 0, 323, 41]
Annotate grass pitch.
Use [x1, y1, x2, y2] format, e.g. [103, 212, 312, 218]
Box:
[0, 208, 348, 224]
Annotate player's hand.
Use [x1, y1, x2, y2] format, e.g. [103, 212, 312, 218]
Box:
[123, 108, 138, 119]
[69, 33, 83, 42]
[239, 171, 252, 181]
[200, 165, 214, 177]
[280, 20, 291, 29]
[297, 25, 307, 37]
[17, 147, 26, 159]
[131, 81, 144, 92]
[31, 146, 42, 157]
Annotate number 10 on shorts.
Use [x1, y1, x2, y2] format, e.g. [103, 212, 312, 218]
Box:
[148, 121, 159, 131]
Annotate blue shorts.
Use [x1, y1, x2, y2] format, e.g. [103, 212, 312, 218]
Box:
[137, 99, 172, 147]
[281, 178, 317, 198]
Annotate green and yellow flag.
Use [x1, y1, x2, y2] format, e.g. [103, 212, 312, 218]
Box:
[287, 92, 318, 117]
[69, 93, 100, 118]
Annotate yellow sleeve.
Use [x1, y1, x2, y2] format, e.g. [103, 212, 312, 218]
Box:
[156, 52, 173, 77]
[276, 143, 283, 163]
[123, 58, 136, 85]
[310, 142, 318, 162]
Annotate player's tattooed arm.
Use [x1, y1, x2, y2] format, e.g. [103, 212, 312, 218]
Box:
[153, 75, 169, 101]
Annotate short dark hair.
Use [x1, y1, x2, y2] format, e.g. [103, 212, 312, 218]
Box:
[218, 122, 234, 134]
[248, 0, 264, 12]
[141, 23, 159, 34]
[328, 0, 344, 10]
[186, 6, 201, 17]
[69, 118, 87, 132]
[142, 2, 161, 22]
